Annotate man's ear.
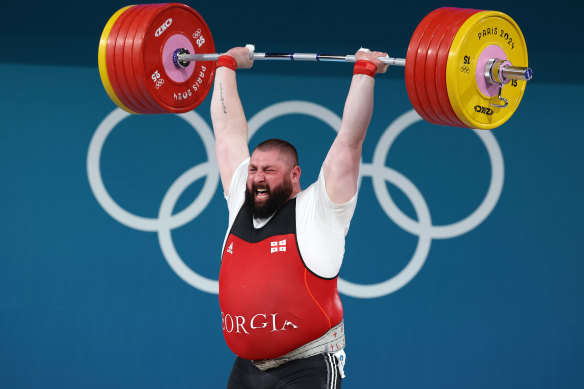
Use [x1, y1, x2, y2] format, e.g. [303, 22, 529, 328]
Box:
[291, 165, 301, 182]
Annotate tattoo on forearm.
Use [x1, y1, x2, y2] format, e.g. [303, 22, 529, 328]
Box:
[219, 82, 227, 114]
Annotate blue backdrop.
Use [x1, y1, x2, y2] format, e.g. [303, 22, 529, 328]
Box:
[1, 1, 583, 388]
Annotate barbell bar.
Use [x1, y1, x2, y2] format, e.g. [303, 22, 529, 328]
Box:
[98, 3, 533, 129]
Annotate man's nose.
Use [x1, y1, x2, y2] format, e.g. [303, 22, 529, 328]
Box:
[254, 171, 265, 182]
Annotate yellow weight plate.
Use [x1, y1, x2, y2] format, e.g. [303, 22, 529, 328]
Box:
[446, 10, 528, 129]
[98, 5, 137, 114]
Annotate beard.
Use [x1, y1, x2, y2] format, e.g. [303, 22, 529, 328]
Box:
[244, 177, 294, 219]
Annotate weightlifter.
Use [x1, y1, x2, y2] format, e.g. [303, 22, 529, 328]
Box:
[211, 46, 388, 389]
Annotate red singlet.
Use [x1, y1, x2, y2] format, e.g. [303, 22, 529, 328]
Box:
[219, 198, 343, 360]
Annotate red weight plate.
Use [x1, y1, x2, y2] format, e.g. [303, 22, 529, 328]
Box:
[414, 8, 456, 125]
[406, 8, 453, 124]
[435, 8, 483, 127]
[114, 5, 153, 114]
[120, 4, 159, 113]
[424, 8, 469, 127]
[106, 5, 144, 113]
[99, 5, 136, 113]
[405, 9, 441, 123]
[131, 3, 170, 114]
[124, 4, 167, 113]
[140, 3, 216, 113]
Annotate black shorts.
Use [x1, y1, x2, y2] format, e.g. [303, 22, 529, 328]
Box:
[226, 354, 343, 389]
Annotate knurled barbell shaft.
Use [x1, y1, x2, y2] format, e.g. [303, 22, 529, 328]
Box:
[179, 52, 407, 66]
[178, 52, 533, 81]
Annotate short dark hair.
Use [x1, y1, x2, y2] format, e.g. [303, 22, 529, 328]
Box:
[253, 139, 299, 167]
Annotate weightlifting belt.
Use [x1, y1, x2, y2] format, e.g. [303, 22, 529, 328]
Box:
[251, 320, 345, 371]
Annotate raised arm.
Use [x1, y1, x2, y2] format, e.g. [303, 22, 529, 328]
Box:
[322, 49, 389, 204]
[210, 47, 254, 194]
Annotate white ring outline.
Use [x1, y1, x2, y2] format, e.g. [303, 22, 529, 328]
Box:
[370, 110, 504, 239]
[87, 109, 219, 232]
[88, 104, 504, 298]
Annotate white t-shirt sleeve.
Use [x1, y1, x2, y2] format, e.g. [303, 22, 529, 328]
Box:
[296, 169, 358, 279]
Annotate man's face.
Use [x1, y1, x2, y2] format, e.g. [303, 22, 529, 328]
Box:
[244, 149, 294, 218]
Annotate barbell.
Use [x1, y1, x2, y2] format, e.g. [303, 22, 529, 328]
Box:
[98, 3, 533, 130]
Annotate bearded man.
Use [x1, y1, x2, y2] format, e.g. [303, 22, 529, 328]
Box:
[210, 46, 388, 389]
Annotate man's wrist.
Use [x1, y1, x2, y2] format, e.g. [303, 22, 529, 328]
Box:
[353, 60, 377, 78]
[217, 55, 237, 71]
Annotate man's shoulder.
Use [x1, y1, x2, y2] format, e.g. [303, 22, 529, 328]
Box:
[296, 177, 321, 204]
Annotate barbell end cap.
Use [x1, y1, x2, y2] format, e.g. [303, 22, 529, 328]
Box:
[525, 67, 533, 81]
[173, 48, 191, 69]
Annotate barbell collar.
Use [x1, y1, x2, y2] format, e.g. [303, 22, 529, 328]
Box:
[486, 59, 533, 84]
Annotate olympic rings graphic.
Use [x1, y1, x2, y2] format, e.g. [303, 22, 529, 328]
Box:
[87, 102, 504, 298]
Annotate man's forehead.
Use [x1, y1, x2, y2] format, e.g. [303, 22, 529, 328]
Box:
[250, 149, 286, 165]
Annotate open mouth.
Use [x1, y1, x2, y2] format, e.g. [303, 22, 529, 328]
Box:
[255, 187, 269, 200]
